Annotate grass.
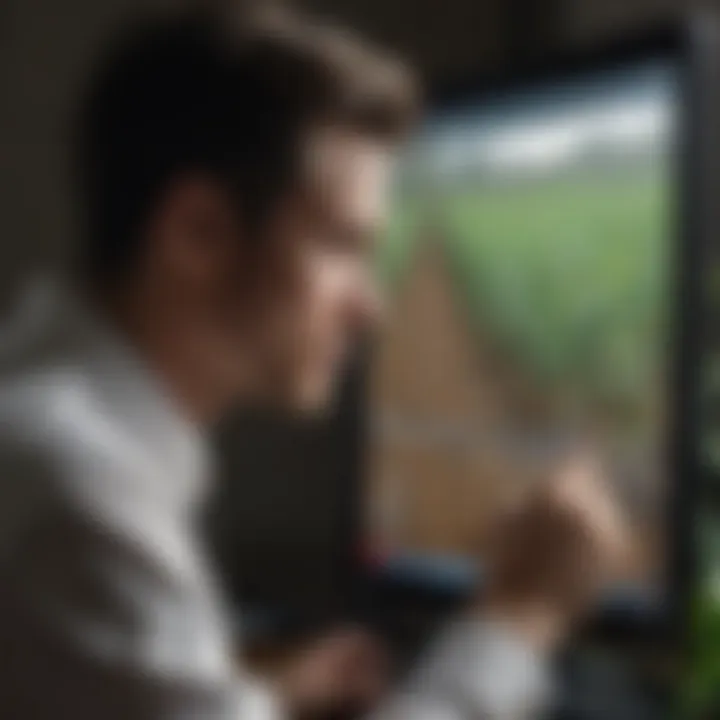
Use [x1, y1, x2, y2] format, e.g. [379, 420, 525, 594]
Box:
[378, 169, 672, 413]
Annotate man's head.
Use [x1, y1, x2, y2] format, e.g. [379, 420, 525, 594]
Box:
[77, 9, 418, 416]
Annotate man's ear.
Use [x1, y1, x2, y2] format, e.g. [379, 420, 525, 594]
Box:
[147, 174, 241, 282]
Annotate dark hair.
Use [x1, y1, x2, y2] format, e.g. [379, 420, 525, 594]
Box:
[76, 8, 418, 284]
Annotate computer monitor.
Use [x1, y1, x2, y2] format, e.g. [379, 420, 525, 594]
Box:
[356, 24, 717, 637]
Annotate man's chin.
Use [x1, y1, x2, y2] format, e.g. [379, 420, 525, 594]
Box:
[283, 368, 347, 417]
[255, 365, 344, 417]
[291, 383, 338, 417]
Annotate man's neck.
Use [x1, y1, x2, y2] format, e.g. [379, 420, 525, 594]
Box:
[88, 284, 233, 428]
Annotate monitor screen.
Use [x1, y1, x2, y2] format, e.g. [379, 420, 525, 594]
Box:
[367, 57, 681, 608]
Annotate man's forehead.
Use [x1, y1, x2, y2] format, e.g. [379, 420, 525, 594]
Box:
[303, 127, 395, 222]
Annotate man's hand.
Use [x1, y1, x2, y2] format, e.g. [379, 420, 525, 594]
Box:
[275, 628, 390, 717]
[481, 452, 629, 652]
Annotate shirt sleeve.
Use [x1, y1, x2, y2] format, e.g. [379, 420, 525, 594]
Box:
[3, 437, 549, 720]
[367, 618, 552, 720]
[0, 439, 287, 720]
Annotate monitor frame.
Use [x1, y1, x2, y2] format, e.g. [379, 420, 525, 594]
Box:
[338, 16, 720, 648]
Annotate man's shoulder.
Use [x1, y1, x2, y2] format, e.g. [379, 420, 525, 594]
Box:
[0, 363, 115, 463]
[0, 363, 149, 517]
[0, 361, 171, 559]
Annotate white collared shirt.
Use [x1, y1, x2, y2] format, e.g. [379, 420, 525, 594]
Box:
[0, 280, 549, 719]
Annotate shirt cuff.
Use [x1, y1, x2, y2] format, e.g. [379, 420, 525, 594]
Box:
[235, 676, 287, 720]
[407, 617, 552, 719]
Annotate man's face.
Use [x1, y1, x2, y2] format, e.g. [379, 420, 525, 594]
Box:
[233, 129, 393, 412]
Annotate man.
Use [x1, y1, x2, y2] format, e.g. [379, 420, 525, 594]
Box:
[0, 7, 626, 719]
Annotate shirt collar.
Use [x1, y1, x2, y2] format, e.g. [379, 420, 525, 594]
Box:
[50, 279, 212, 510]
